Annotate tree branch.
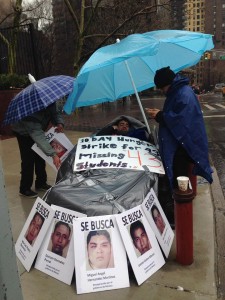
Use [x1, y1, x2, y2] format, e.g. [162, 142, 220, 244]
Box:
[64, 0, 80, 34]
[81, 1, 170, 62]
[83, 0, 103, 36]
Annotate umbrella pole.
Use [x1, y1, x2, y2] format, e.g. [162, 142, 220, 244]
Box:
[124, 61, 151, 134]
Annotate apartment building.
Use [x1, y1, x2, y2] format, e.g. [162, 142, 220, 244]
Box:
[183, 0, 225, 89]
[205, 0, 225, 87]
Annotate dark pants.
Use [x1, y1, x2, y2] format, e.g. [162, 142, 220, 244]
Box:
[173, 146, 193, 189]
[14, 133, 47, 192]
[158, 146, 193, 225]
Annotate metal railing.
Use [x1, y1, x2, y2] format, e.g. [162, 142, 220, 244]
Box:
[0, 23, 39, 78]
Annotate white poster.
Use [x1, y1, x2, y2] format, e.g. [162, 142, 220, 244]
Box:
[74, 136, 164, 175]
[15, 197, 55, 272]
[35, 205, 86, 285]
[32, 127, 74, 171]
[74, 215, 129, 294]
[141, 189, 174, 258]
[115, 206, 165, 285]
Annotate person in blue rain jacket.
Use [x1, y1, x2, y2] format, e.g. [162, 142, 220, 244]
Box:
[146, 66, 213, 189]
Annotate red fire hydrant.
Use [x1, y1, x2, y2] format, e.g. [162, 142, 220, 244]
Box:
[173, 188, 195, 265]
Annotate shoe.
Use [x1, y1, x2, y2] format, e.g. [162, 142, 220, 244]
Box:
[19, 190, 38, 198]
[35, 183, 52, 191]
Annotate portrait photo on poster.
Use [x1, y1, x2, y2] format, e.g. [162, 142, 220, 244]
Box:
[151, 204, 166, 236]
[50, 138, 68, 158]
[47, 220, 72, 258]
[24, 211, 45, 246]
[128, 220, 152, 258]
[85, 229, 115, 271]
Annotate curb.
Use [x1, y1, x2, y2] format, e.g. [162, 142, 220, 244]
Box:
[210, 166, 225, 299]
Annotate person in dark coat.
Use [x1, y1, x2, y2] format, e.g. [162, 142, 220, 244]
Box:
[146, 67, 213, 226]
[12, 103, 64, 198]
[146, 66, 213, 189]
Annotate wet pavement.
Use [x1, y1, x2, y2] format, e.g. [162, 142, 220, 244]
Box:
[0, 130, 218, 300]
[61, 95, 162, 133]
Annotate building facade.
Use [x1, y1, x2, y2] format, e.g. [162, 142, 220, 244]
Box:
[170, 0, 225, 90]
[183, 0, 205, 88]
[183, 0, 225, 89]
[205, 0, 225, 88]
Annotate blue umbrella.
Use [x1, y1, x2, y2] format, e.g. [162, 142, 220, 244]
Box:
[3, 75, 75, 125]
[64, 30, 214, 133]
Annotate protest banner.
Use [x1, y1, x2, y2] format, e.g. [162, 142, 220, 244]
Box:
[115, 205, 165, 285]
[74, 215, 129, 294]
[35, 205, 86, 285]
[15, 197, 55, 272]
[32, 127, 74, 171]
[74, 136, 164, 175]
[141, 188, 174, 258]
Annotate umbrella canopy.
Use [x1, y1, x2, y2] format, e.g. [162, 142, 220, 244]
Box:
[64, 30, 214, 115]
[3, 75, 75, 125]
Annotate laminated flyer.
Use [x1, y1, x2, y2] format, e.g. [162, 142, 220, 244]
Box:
[35, 205, 86, 285]
[141, 188, 174, 258]
[15, 197, 55, 272]
[74, 215, 129, 294]
[32, 127, 74, 171]
[115, 205, 165, 285]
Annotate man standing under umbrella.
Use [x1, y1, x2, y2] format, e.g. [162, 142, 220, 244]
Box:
[146, 67, 213, 223]
[12, 103, 64, 198]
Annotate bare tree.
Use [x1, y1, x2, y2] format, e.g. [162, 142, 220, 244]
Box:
[0, 0, 23, 74]
[22, 0, 54, 76]
[0, 0, 53, 76]
[63, 0, 172, 75]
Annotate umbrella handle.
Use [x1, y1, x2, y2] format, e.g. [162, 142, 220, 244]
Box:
[124, 61, 151, 135]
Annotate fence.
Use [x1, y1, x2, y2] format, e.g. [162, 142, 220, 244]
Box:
[0, 23, 39, 78]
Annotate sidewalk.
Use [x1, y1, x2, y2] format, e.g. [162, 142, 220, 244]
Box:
[0, 129, 218, 300]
